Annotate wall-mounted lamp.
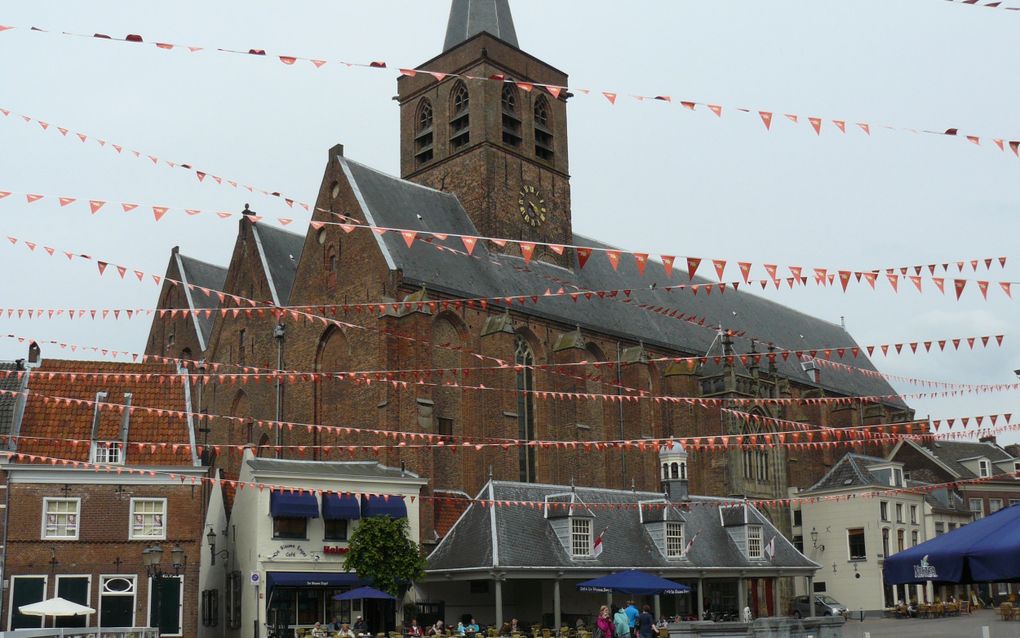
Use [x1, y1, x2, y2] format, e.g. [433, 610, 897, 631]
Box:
[206, 527, 229, 563]
[810, 527, 825, 552]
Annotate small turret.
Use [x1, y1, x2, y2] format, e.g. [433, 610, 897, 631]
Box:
[659, 442, 689, 502]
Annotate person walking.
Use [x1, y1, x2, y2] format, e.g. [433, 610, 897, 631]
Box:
[613, 606, 629, 638]
[596, 605, 615, 638]
[637, 606, 654, 638]
[624, 602, 639, 638]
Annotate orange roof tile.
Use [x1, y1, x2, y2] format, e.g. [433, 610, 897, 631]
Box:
[15, 359, 196, 466]
[433, 492, 471, 537]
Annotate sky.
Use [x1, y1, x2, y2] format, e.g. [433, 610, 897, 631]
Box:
[0, 1, 1018, 442]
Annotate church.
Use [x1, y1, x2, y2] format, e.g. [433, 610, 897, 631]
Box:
[146, 0, 911, 550]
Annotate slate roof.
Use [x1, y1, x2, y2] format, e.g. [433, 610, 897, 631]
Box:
[251, 221, 305, 305]
[444, 0, 518, 52]
[177, 252, 228, 347]
[426, 480, 816, 573]
[247, 457, 423, 480]
[341, 157, 903, 404]
[924, 441, 1015, 479]
[0, 362, 27, 437]
[14, 359, 196, 465]
[803, 453, 892, 492]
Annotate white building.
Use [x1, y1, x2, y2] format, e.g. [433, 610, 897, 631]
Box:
[199, 451, 426, 638]
[791, 453, 971, 615]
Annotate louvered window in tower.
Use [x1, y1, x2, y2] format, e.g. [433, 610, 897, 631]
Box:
[501, 84, 521, 147]
[515, 335, 536, 482]
[534, 95, 554, 162]
[414, 98, 434, 166]
[449, 81, 470, 150]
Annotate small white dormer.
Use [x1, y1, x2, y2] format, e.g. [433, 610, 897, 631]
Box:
[978, 458, 991, 478]
[545, 492, 595, 559]
[641, 499, 687, 560]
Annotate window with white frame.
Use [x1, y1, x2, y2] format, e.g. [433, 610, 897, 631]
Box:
[911, 530, 919, 547]
[91, 440, 124, 464]
[880, 501, 889, 522]
[665, 522, 685, 558]
[1013, 462, 1020, 476]
[747, 525, 763, 560]
[979, 459, 991, 478]
[990, 498, 1003, 513]
[42, 498, 80, 540]
[910, 504, 918, 524]
[130, 498, 166, 539]
[570, 518, 592, 557]
[895, 503, 904, 523]
[969, 498, 984, 519]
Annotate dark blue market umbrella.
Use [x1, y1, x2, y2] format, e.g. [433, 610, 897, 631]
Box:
[333, 586, 397, 601]
[884, 504, 1020, 585]
[577, 569, 689, 595]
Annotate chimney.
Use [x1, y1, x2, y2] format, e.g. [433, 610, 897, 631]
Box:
[27, 341, 41, 365]
[979, 435, 997, 446]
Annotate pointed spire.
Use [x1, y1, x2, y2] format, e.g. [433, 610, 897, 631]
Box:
[444, 0, 519, 52]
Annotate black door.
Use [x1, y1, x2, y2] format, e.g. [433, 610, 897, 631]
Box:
[10, 577, 45, 629]
[56, 577, 90, 628]
[149, 576, 182, 634]
[101, 595, 134, 628]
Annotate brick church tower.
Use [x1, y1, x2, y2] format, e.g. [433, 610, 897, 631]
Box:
[397, 0, 572, 264]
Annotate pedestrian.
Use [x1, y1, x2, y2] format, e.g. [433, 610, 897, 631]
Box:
[637, 606, 654, 638]
[624, 601, 639, 638]
[429, 620, 446, 636]
[613, 606, 629, 638]
[408, 619, 423, 637]
[595, 605, 614, 638]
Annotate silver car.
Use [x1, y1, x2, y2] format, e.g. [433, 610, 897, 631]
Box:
[791, 594, 849, 619]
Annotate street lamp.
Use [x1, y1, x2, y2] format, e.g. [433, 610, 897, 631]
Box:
[810, 528, 825, 552]
[206, 527, 229, 563]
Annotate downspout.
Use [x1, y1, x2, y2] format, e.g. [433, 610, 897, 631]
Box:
[0, 365, 28, 626]
[617, 341, 626, 482]
[273, 323, 286, 457]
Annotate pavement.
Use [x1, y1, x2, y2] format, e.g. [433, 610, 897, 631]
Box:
[838, 609, 1020, 638]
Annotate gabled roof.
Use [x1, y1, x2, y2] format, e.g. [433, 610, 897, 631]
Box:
[339, 156, 903, 404]
[175, 251, 228, 350]
[803, 453, 892, 493]
[426, 480, 816, 573]
[250, 221, 304, 305]
[246, 457, 423, 481]
[13, 359, 197, 466]
[444, 0, 518, 52]
[0, 361, 27, 437]
[925, 440, 1015, 480]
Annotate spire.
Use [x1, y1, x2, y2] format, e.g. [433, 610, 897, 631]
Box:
[443, 0, 519, 52]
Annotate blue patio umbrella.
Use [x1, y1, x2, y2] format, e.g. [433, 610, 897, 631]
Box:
[577, 570, 690, 595]
[333, 586, 397, 601]
[884, 504, 1020, 585]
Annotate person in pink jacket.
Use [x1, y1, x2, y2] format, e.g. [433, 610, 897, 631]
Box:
[596, 605, 615, 638]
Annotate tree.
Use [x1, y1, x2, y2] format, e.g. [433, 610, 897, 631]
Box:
[344, 516, 427, 597]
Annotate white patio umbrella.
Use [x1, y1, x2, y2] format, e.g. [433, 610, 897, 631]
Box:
[19, 596, 96, 617]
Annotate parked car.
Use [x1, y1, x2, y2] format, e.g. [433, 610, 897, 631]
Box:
[791, 594, 849, 618]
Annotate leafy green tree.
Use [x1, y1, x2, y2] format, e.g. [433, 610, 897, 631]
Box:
[344, 516, 426, 596]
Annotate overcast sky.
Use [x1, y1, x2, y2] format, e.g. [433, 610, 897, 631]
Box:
[0, 1, 1018, 442]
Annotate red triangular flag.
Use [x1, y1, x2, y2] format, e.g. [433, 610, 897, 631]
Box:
[661, 255, 675, 278]
[461, 236, 477, 255]
[519, 242, 536, 263]
[809, 117, 822, 134]
[577, 247, 592, 269]
[759, 111, 773, 130]
[686, 257, 701, 280]
[954, 279, 967, 300]
[89, 200, 105, 214]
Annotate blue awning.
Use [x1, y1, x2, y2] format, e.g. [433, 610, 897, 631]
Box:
[360, 494, 407, 519]
[266, 572, 362, 596]
[270, 490, 319, 518]
[577, 570, 690, 595]
[323, 493, 361, 520]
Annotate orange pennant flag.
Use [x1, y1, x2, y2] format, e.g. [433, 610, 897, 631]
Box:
[89, 200, 105, 214]
[954, 279, 967, 300]
[759, 111, 773, 130]
[519, 242, 536, 263]
[833, 120, 846, 133]
[660, 255, 675, 277]
[58, 197, 76, 207]
[686, 257, 701, 280]
[977, 280, 989, 299]
[712, 259, 726, 281]
[809, 117, 822, 135]
[401, 231, 417, 248]
[708, 104, 723, 117]
[1000, 282, 1012, 298]
[602, 92, 617, 104]
[152, 206, 169, 222]
[606, 250, 621, 271]
[633, 253, 648, 275]
[25, 194, 43, 204]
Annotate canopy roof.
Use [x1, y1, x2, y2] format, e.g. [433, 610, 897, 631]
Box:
[577, 570, 690, 595]
[883, 505, 1020, 584]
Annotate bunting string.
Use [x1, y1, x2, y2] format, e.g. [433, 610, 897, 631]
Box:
[2, 26, 1020, 160]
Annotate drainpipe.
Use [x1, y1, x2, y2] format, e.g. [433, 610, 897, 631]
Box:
[273, 323, 286, 457]
[616, 341, 626, 483]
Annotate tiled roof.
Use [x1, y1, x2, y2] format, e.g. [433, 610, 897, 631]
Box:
[925, 441, 1015, 479]
[433, 492, 471, 538]
[804, 453, 890, 492]
[15, 359, 196, 466]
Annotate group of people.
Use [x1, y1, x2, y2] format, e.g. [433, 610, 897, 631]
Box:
[596, 602, 656, 638]
[310, 616, 368, 638]
[411, 617, 482, 637]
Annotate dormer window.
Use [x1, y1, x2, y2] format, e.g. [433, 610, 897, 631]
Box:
[91, 440, 123, 465]
[449, 81, 470, 150]
[570, 517, 592, 557]
[1013, 461, 1020, 476]
[979, 459, 991, 478]
[665, 521, 685, 558]
[747, 525, 764, 559]
[501, 84, 522, 147]
[891, 468, 903, 486]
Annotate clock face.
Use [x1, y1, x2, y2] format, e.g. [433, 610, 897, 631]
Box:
[518, 185, 547, 227]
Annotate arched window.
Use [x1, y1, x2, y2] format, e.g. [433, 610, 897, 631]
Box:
[257, 433, 272, 458]
[662, 463, 669, 480]
[501, 84, 521, 147]
[670, 462, 679, 479]
[534, 95, 554, 161]
[680, 462, 687, 480]
[515, 334, 536, 483]
[414, 98, 434, 166]
[449, 82, 470, 149]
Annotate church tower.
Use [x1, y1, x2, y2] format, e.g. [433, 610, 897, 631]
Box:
[397, 0, 572, 264]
